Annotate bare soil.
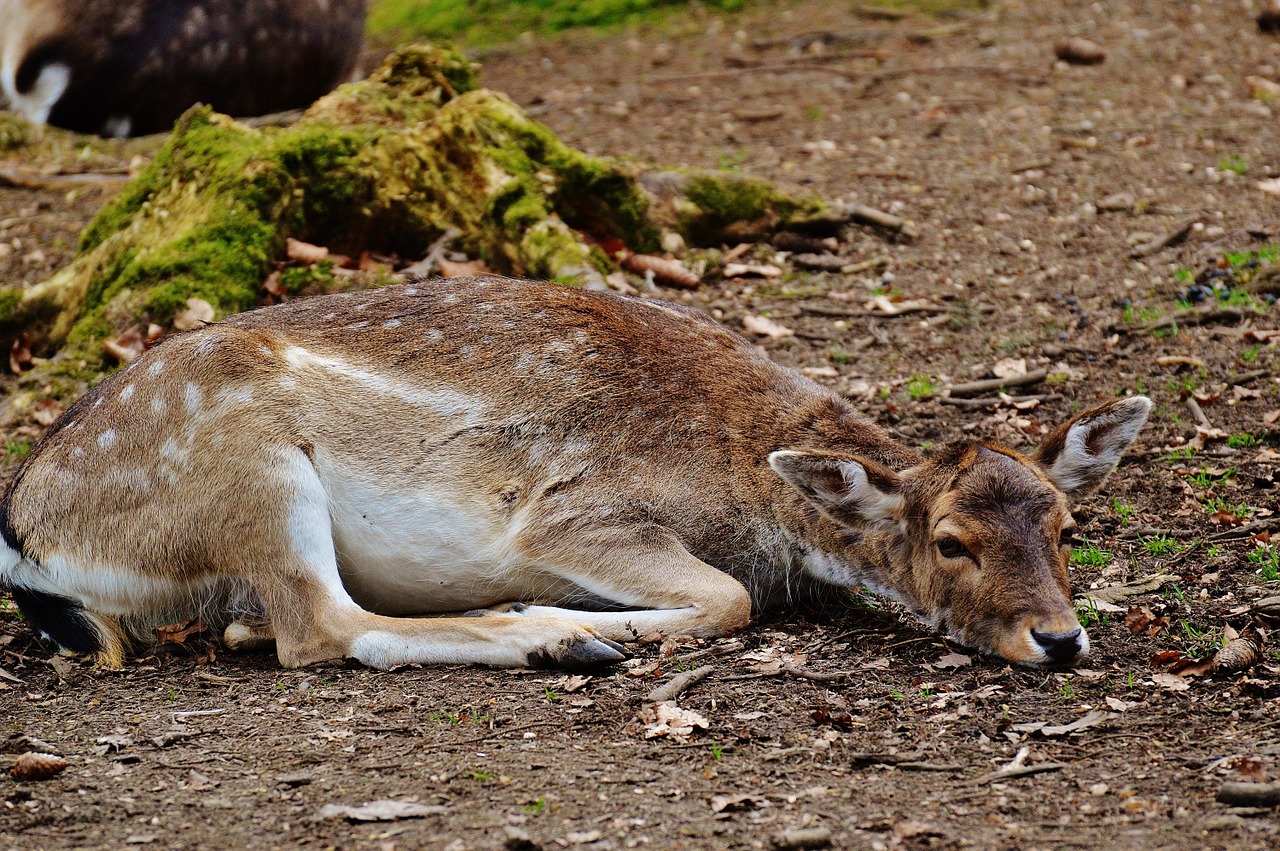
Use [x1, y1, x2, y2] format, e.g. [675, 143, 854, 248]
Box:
[4, 1, 1280, 848]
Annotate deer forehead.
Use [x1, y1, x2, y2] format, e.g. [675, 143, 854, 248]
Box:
[927, 451, 1067, 531]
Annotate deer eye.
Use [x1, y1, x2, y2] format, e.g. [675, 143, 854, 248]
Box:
[936, 537, 973, 561]
[1059, 528, 1079, 548]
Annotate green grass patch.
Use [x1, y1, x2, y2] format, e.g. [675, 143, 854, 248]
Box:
[1070, 541, 1112, 568]
[906, 374, 938, 400]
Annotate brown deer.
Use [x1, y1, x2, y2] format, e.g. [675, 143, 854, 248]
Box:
[1, 0, 366, 137]
[0, 277, 1151, 670]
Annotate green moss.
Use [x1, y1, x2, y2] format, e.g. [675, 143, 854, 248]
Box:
[0, 289, 22, 325]
[679, 173, 816, 244]
[0, 114, 32, 151]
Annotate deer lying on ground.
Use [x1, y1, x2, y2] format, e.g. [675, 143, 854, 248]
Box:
[0, 277, 1151, 670]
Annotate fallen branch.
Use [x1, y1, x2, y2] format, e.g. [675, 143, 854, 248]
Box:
[945, 368, 1049, 398]
[1127, 307, 1250, 335]
[646, 665, 716, 703]
[618, 250, 701, 289]
[0, 168, 132, 190]
[1217, 781, 1280, 808]
[840, 203, 918, 237]
[939, 393, 1062, 410]
[1186, 396, 1212, 429]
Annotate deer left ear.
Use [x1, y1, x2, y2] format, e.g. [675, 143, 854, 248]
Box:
[768, 450, 906, 531]
[1035, 397, 1153, 500]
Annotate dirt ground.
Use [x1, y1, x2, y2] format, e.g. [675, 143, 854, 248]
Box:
[4, 0, 1280, 848]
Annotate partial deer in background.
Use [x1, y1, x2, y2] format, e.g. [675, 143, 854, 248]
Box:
[0, 277, 1152, 670]
[0, 0, 367, 137]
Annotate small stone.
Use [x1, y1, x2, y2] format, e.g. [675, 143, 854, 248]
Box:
[1054, 38, 1106, 65]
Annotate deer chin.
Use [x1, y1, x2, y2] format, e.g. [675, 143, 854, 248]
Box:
[935, 618, 1090, 668]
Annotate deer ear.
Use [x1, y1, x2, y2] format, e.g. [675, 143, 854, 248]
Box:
[1035, 396, 1153, 500]
[769, 450, 905, 531]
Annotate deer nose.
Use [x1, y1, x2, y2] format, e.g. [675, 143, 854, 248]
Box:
[1031, 628, 1084, 664]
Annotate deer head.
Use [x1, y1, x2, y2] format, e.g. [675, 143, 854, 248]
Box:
[770, 396, 1152, 666]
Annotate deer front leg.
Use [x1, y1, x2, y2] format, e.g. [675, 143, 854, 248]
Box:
[240, 449, 626, 669]
[506, 524, 753, 641]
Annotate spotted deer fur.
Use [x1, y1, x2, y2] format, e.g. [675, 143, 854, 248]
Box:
[0, 277, 1152, 669]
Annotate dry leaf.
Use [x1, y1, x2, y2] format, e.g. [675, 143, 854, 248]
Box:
[992, 357, 1027, 379]
[153, 618, 211, 646]
[437, 257, 491, 278]
[286, 238, 329, 264]
[10, 752, 68, 781]
[742, 315, 794, 338]
[1152, 672, 1190, 691]
[172, 297, 215, 331]
[1038, 710, 1114, 737]
[103, 326, 145, 364]
[31, 398, 64, 427]
[638, 702, 710, 741]
[9, 332, 33, 374]
[933, 652, 973, 670]
[317, 799, 447, 822]
[710, 793, 767, 814]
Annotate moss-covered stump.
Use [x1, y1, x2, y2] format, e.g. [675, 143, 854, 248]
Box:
[0, 43, 821, 362]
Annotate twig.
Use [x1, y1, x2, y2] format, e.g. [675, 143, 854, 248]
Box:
[646, 51, 883, 83]
[1129, 217, 1198, 257]
[646, 665, 716, 703]
[1228, 370, 1270, 386]
[171, 708, 227, 719]
[1127, 307, 1249, 335]
[677, 641, 744, 663]
[1205, 518, 1280, 542]
[973, 761, 1067, 784]
[946, 369, 1049, 398]
[722, 664, 856, 683]
[939, 393, 1062, 410]
[401, 228, 461, 278]
[841, 203, 916, 237]
[0, 168, 131, 189]
[1186, 396, 1212, 429]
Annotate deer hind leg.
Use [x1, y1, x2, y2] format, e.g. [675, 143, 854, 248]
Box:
[506, 524, 753, 642]
[242, 448, 626, 670]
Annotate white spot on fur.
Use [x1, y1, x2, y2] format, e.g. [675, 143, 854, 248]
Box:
[160, 437, 182, 460]
[119, 384, 136, 402]
[148, 359, 166, 376]
[403, 287, 418, 296]
[383, 319, 402, 329]
[151, 396, 166, 414]
[184, 383, 203, 414]
[424, 328, 444, 343]
[97, 429, 118, 450]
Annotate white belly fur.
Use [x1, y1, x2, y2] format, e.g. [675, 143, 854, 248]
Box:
[314, 452, 539, 614]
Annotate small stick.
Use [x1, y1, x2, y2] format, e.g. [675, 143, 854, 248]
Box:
[842, 203, 917, 237]
[172, 708, 227, 719]
[939, 393, 1061, 410]
[1185, 396, 1212, 428]
[1228, 370, 1270, 386]
[0, 168, 131, 190]
[972, 762, 1067, 785]
[646, 665, 716, 703]
[1128, 307, 1247, 334]
[677, 641, 744, 663]
[1129, 216, 1198, 258]
[945, 369, 1049, 398]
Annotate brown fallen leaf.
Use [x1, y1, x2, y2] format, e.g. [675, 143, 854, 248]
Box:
[9, 332, 33, 374]
[710, 793, 767, 814]
[286, 237, 329, 265]
[153, 618, 211, 646]
[636, 702, 710, 741]
[11, 752, 68, 781]
[263, 270, 286, 299]
[933, 652, 973, 670]
[618, 250, 701, 289]
[103, 326, 146, 364]
[31, 398, 64, 427]
[742, 315, 795, 338]
[172, 297, 215, 331]
[437, 257, 491, 278]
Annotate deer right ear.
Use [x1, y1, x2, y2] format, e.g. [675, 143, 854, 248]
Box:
[768, 450, 905, 531]
[1035, 396, 1153, 500]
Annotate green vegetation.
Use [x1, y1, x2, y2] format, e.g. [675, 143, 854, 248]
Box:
[1216, 153, 1248, 175]
[1248, 544, 1279, 582]
[1139, 535, 1179, 556]
[1200, 495, 1250, 522]
[906, 374, 938, 400]
[1076, 597, 1108, 628]
[1111, 496, 1136, 524]
[368, 0, 746, 46]
[1070, 541, 1112, 567]
[828, 348, 855, 365]
[4, 438, 31, 459]
[1227, 433, 1262, 450]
